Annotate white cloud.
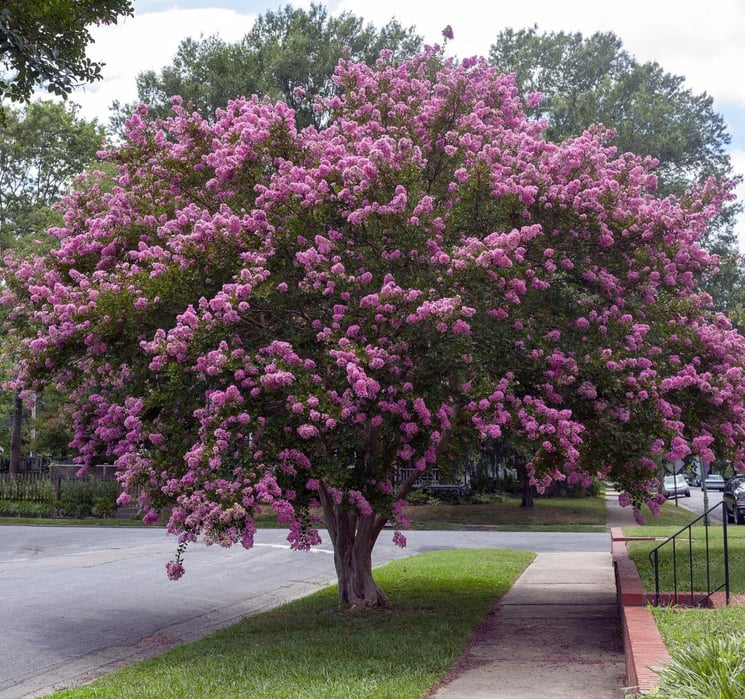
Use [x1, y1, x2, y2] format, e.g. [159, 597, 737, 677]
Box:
[71, 9, 259, 123]
[337, 0, 745, 111]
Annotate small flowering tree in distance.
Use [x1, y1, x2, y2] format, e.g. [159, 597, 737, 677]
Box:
[4, 45, 745, 609]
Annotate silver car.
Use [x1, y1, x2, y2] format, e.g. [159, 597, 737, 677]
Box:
[703, 474, 726, 491]
[663, 474, 690, 498]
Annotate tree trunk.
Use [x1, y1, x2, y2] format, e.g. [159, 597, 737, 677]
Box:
[318, 486, 392, 610]
[517, 459, 534, 508]
[9, 394, 22, 474]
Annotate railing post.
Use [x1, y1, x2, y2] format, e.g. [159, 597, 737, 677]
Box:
[722, 501, 730, 606]
[648, 502, 729, 608]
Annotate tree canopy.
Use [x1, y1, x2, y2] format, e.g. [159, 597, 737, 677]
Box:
[0, 0, 133, 108]
[489, 26, 745, 325]
[0, 100, 105, 251]
[488, 27, 734, 197]
[0, 99, 104, 467]
[5, 46, 745, 608]
[111, 2, 421, 131]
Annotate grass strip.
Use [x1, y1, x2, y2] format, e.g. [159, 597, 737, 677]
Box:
[1, 492, 608, 530]
[405, 493, 606, 528]
[625, 525, 745, 594]
[651, 605, 745, 652]
[47, 548, 534, 699]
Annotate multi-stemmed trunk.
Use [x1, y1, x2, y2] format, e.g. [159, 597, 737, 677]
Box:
[318, 487, 392, 610]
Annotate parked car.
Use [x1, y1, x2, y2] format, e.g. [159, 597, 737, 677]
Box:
[702, 474, 726, 491]
[723, 475, 745, 524]
[663, 474, 690, 498]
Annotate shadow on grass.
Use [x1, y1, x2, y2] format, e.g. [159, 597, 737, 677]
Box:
[48, 549, 534, 699]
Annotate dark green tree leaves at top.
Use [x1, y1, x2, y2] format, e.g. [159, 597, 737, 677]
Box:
[489, 27, 734, 197]
[0, 0, 133, 109]
[111, 2, 421, 131]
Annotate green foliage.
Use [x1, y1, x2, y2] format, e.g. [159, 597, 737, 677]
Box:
[647, 633, 745, 699]
[0, 0, 133, 109]
[0, 499, 54, 516]
[45, 549, 534, 699]
[57, 478, 119, 518]
[0, 100, 104, 463]
[0, 472, 54, 502]
[489, 27, 733, 194]
[110, 2, 421, 132]
[403, 488, 440, 506]
[489, 26, 744, 319]
[0, 100, 105, 249]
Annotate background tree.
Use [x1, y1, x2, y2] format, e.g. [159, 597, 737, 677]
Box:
[489, 27, 745, 323]
[489, 27, 734, 196]
[110, 2, 421, 132]
[0, 100, 105, 252]
[5, 47, 745, 608]
[0, 0, 133, 111]
[0, 99, 104, 471]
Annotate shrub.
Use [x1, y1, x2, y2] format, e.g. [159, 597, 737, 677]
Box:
[57, 478, 120, 518]
[90, 479, 120, 518]
[0, 499, 55, 517]
[0, 474, 55, 503]
[649, 633, 745, 698]
[406, 489, 442, 506]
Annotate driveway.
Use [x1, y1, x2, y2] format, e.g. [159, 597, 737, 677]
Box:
[0, 524, 609, 698]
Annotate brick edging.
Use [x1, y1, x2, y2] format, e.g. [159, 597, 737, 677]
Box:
[610, 527, 671, 696]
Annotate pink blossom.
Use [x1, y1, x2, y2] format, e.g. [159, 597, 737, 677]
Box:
[297, 424, 319, 439]
[166, 561, 185, 580]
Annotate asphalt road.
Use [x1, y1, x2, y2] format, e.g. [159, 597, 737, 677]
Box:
[665, 483, 725, 522]
[0, 525, 610, 698]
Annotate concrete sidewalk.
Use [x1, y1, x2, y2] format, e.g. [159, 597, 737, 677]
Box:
[429, 490, 637, 698]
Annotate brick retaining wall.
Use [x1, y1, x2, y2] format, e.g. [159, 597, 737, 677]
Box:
[610, 527, 671, 696]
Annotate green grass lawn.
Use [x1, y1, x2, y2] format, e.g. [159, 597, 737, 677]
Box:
[45, 548, 534, 699]
[403, 494, 606, 530]
[623, 511, 745, 697]
[0, 492, 609, 530]
[630, 501, 700, 528]
[626, 522, 745, 595]
[651, 605, 745, 652]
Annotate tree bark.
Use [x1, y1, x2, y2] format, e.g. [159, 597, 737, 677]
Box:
[318, 485, 392, 610]
[9, 394, 22, 474]
[516, 458, 534, 508]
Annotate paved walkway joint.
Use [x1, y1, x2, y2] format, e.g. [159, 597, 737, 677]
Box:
[429, 551, 629, 698]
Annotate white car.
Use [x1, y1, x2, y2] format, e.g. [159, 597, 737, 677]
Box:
[663, 474, 690, 498]
[702, 474, 726, 491]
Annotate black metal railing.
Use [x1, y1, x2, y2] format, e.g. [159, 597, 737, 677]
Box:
[648, 502, 729, 607]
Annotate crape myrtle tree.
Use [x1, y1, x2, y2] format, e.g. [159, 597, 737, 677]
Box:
[0, 99, 105, 470]
[5, 45, 745, 609]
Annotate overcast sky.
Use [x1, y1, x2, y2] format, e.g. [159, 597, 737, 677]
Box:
[74, 0, 745, 244]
